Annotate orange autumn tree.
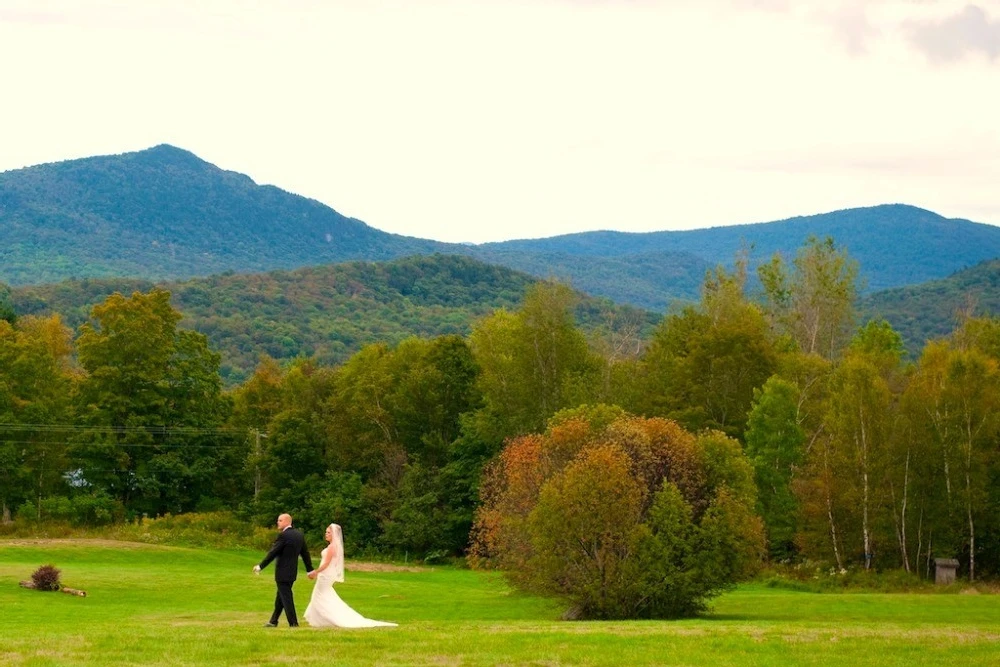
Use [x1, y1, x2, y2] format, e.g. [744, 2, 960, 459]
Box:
[470, 405, 764, 619]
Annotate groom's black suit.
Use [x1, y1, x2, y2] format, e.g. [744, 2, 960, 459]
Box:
[259, 525, 313, 626]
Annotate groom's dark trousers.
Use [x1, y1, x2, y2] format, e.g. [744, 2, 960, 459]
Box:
[259, 526, 313, 626]
[272, 581, 298, 627]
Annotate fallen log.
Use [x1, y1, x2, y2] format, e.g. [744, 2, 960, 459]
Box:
[19, 580, 87, 596]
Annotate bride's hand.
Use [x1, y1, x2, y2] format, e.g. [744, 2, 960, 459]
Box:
[308, 570, 318, 580]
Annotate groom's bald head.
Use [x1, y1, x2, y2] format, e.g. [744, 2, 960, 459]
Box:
[277, 513, 292, 530]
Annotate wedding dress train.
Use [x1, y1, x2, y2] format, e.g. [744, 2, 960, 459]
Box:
[304, 547, 397, 628]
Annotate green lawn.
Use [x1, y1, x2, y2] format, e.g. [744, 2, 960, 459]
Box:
[1, 539, 997, 666]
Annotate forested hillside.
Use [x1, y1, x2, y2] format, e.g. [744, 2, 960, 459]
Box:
[4, 146, 1000, 311]
[0, 144, 451, 285]
[470, 248, 710, 310]
[863, 259, 1000, 353]
[484, 204, 1000, 294]
[10, 254, 657, 384]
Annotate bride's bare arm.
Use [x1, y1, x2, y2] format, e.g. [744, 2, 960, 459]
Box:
[314, 546, 334, 573]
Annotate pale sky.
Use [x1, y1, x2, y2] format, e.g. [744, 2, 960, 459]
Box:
[1, 0, 998, 243]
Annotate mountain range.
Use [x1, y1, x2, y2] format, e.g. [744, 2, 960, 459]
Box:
[3, 145, 1000, 312]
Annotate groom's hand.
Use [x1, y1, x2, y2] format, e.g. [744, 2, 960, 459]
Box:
[253, 565, 261, 574]
[307, 570, 317, 580]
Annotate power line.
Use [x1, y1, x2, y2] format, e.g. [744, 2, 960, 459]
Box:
[0, 438, 248, 449]
[0, 423, 244, 435]
[0, 464, 252, 472]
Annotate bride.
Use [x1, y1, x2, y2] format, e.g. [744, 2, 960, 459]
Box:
[304, 523, 397, 628]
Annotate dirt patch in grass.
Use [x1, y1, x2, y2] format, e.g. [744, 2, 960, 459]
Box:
[420, 656, 464, 667]
[0, 538, 174, 550]
[348, 562, 429, 573]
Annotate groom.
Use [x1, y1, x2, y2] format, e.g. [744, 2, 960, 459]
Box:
[254, 513, 314, 627]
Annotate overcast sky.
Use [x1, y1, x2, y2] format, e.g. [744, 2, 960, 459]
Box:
[1, 1, 998, 243]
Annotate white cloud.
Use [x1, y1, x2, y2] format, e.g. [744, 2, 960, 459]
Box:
[905, 4, 1000, 61]
[728, 1, 1000, 61]
[827, 4, 881, 54]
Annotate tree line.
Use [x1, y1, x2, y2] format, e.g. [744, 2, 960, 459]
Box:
[2, 237, 998, 582]
[10, 254, 656, 385]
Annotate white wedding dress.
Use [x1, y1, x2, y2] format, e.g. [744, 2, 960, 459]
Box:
[304, 546, 397, 628]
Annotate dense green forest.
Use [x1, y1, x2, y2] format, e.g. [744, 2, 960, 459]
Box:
[4, 145, 1000, 310]
[862, 259, 1000, 354]
[4, 238, 1000, 593]
[14, 251, 1000, 386]
[9, 255, 657, 384]
[0, 144, 450, 285]
[470, 247, 710, 310]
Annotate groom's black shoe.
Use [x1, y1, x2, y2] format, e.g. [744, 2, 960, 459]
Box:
[263, 622, 278, 628]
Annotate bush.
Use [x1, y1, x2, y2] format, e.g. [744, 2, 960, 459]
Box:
[526, 444, 645, 618]
[111, 511, 275, 550]
[471, 407, 765, 619]
[759, 563, 937, 593]
[69, 493, 126, 525]
[378, 464, 450, 557]
[23, 493, 126, 526]
[299, 471, 377, 551]
[3, 511, 280, 551]
[31, 564, 62, 591]
[15, 501, 37, 523]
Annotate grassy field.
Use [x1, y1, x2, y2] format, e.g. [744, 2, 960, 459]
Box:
[1, 539, 998, 666]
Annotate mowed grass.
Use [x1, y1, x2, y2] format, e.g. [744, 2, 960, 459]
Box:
[1, 540, 998, 666]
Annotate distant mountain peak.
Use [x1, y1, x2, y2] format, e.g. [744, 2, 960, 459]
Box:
[829, 203, 944, 220]
[140, 143, 202, 159]
[0, 144, 450, 286]
[145, 143, 188, 153]
[129, 143, 217, 171]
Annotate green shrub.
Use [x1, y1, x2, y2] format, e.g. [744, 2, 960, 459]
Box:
[39, 496, 73, 522]
[15, 501, 37, 523]
[112, 511, 274, 550]
[525, 444, 645, 618]
[23, 493, 126, 527]
[472, 409, 766, 619]
[3, 511, 278, 550]
[759, 563, 936, 593]
[300, 471, 377, 550]
[379, 464, 450, 557]
[69, 493, 126, 525]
